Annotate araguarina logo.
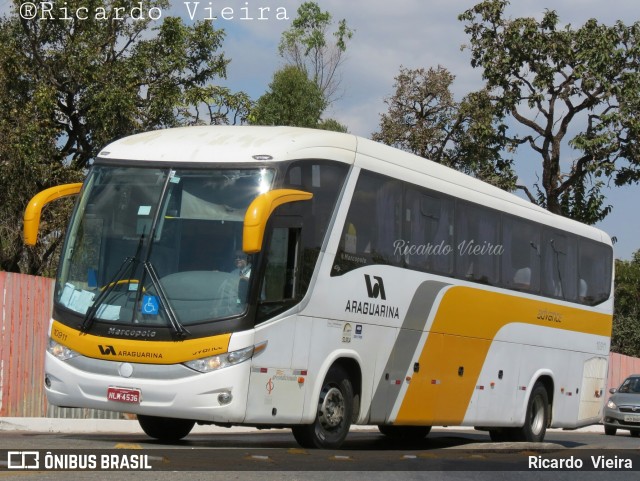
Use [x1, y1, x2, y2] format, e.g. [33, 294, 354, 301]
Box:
[344, 274, 399, 320]
[98, 345, 116, 355]
[364, 274, 386, 300]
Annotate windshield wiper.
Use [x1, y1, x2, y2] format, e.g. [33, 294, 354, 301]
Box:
[133, 169, 189, 338]
[79, 253, 189, 338]
[143, 260, 189, 338]
[80, 257, 138, 333]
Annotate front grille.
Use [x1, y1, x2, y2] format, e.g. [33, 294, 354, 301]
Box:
[619, 406, 640, 413]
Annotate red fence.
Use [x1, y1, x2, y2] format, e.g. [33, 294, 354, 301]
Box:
[607, 352, 640, 392]
[0, 272, 123, 419]
[0, 271, 639, 417]
[0, 271, 53, 417]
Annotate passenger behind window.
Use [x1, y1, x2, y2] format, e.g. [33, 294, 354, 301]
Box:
[513, 267, 531, 288]
[579, 278, 588, 302]
[231, 250, 251, 279]
[344, 223, 357, 254]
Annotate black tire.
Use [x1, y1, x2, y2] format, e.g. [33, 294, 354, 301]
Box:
[378, 425, 431, 441]
[137, 415, 195, 442]
[509, 382, 549, 442]
[292, 365, 354, 449]
[604, 425, 617, 436]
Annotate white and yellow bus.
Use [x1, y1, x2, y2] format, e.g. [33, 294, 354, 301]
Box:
[25, 126, 613, 448]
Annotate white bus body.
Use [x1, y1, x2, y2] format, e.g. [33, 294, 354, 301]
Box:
[28, 126, 613, 448]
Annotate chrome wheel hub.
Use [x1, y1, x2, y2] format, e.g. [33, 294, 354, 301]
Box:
[530, 395, 545, 435]
[319, 387, 345, 429]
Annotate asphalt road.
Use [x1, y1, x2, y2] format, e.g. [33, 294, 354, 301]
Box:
[1, 420, 639, 480]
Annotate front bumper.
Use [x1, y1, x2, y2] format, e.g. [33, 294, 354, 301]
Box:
[603, 408, 640, 432]
[44, 351, 250, 422]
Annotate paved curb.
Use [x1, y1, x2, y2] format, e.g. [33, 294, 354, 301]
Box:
[0, 417, 604, 435]
[0, 418, 263, 434]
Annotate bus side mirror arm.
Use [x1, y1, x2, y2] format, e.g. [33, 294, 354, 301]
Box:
[243, 189, 313, 254]
[23, 183, 83, 246]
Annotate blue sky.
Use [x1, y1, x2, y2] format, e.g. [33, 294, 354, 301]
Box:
[1, 0, 639, 259]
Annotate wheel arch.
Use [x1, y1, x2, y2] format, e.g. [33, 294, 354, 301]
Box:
[530, 372, 555, 425]
[333, 356, 362, 422]
[515, 370, 554, 425]
[536, 374, 554, 405]
[303, 351, 363, 423]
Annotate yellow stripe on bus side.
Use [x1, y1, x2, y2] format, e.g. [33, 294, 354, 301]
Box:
[50, 320, 231, 365]
[395, 286, 612, 425]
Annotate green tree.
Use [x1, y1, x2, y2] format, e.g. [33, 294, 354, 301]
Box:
[0, 0, 247, 274]
[372, 66, 516, 190]
[279, 1, 353, 104]
[0, 82, 82, 275]
[611, 251, 640, 357]
[317, 118, 348, 133]
[250, 66, 326, 128]
[459, 0, 640, 224]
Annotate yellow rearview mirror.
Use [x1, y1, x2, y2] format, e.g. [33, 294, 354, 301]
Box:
[243, 189, 313, 254]
[24, 183, 83, 245]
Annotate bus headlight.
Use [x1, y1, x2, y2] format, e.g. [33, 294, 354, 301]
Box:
[184, 342, 266, 373]
[47, 339, 80, 361]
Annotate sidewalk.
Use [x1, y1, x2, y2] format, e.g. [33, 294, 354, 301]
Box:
[0, 417, 261, 434]
[0, 417, 604, 434]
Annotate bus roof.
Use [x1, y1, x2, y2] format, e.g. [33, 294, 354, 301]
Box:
[98, 126, 358, 165]
[98, 126, 611, 246]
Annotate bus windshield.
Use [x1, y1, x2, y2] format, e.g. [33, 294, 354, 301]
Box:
[56, 165, 274, 329]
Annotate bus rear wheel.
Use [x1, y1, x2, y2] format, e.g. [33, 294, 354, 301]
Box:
[292, 365, 354, 449]
[378, 425, 431, 441]
[509, 382, 549, 442]
[137, 415, 195, 442]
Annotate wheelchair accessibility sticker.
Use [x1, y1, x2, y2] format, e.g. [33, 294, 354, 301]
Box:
[141, 295, 159, 315]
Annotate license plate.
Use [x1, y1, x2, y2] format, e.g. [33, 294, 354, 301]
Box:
[107, 387, 141, 404]
[623, 414, 640, 422]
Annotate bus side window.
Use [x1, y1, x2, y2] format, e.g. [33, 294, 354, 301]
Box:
[541, 231, 578, 301]
[332, 171, 401, 276]
[578, 239, 613, 305]
[455, 203, 500, 285]
[343, 191, 374, 255]
[374, 179, 403, 266]
[401, 188, 455, 274]
[501, 216, 540, 292]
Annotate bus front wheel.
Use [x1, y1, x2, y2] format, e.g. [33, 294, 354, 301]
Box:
[292, 365, 354, 449]
[137, 415, 195, 442]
